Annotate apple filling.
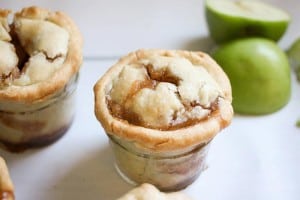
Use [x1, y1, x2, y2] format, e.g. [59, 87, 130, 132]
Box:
[108, 55, 223, 130]
[0, 8, 69, 87]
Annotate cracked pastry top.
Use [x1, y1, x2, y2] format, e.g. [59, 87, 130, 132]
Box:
[94, 49, 233, 151]
[117, 183, 192, 200]
[0, 6, 82, 102]
[0, 157, 14, 200]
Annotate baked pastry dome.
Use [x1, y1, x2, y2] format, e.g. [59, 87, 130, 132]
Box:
[0, 6, 82, 101]
[0, 157, 14, 200]
[117, 183, 192, 200]
[0, 7, 82, 152]
[94, 49, 233, 151]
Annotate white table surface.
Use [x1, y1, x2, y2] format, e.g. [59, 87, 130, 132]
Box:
[0, 1, 300, 200]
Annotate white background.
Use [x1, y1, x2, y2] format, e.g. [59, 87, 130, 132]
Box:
[0, 0, 299, 199]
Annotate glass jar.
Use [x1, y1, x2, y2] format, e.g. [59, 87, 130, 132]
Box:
[0, 73, 78, 152]
[108, 134, 210, 191]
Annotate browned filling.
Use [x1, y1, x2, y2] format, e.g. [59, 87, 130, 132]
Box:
[0, 118, 74, 153]
[145, 64, 181, 86]
[0, 112, 46, 135]
[9, 25, 29, 71]
[0, 24, 64, 87]
[107, 64, 220, 130]
[0, 68, 19, 88]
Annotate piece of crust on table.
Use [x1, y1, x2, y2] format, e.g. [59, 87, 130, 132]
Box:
[117, 183, 193, 200]
[0, 157, 14, 200]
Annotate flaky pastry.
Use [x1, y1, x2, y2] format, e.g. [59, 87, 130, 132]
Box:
[94, 49, 233, 151]
[0, 6, 82, 102]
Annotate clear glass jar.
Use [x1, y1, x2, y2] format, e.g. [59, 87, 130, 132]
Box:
[0, 73, 78, 152]
[108, 134, 210, 191]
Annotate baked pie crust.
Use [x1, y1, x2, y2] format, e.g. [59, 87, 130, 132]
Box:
[0, 157, 14, 200]
[117, 183, 192, 200]
[94, 49, 233, 151]
[0, 6, 82, 102]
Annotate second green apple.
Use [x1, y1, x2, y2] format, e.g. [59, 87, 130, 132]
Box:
[212, 38, 291, 115]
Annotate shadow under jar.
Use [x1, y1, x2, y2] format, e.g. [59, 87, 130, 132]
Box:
[94, 49, 233, 191]
[0, 6, 83, 152]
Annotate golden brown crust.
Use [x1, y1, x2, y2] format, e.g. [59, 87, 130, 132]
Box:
[94, 49, 233, 151]
[0, 157, 14, 200]
[0, 6, 83, 103]
[117, 183, 193, 200]
[0, 9, 11, 42]
[0, 9, 10, 18]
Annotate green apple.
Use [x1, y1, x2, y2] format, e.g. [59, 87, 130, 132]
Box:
[296, 119, 300, 128]
[212, 38, 291, 115]
[205, 0, 291, 44]
[286, 37, 300, 81]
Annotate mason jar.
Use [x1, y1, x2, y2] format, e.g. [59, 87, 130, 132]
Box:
[0, 73, 78, 152]
[109, 134, 210, 191]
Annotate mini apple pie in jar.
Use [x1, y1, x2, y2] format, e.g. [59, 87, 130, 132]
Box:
[94, 49, 233, 191]
[0, 7, 82, 152]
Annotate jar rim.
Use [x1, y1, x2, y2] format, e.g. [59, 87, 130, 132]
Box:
[108, 134, 210, 160]
[0, 73, 78, 114]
